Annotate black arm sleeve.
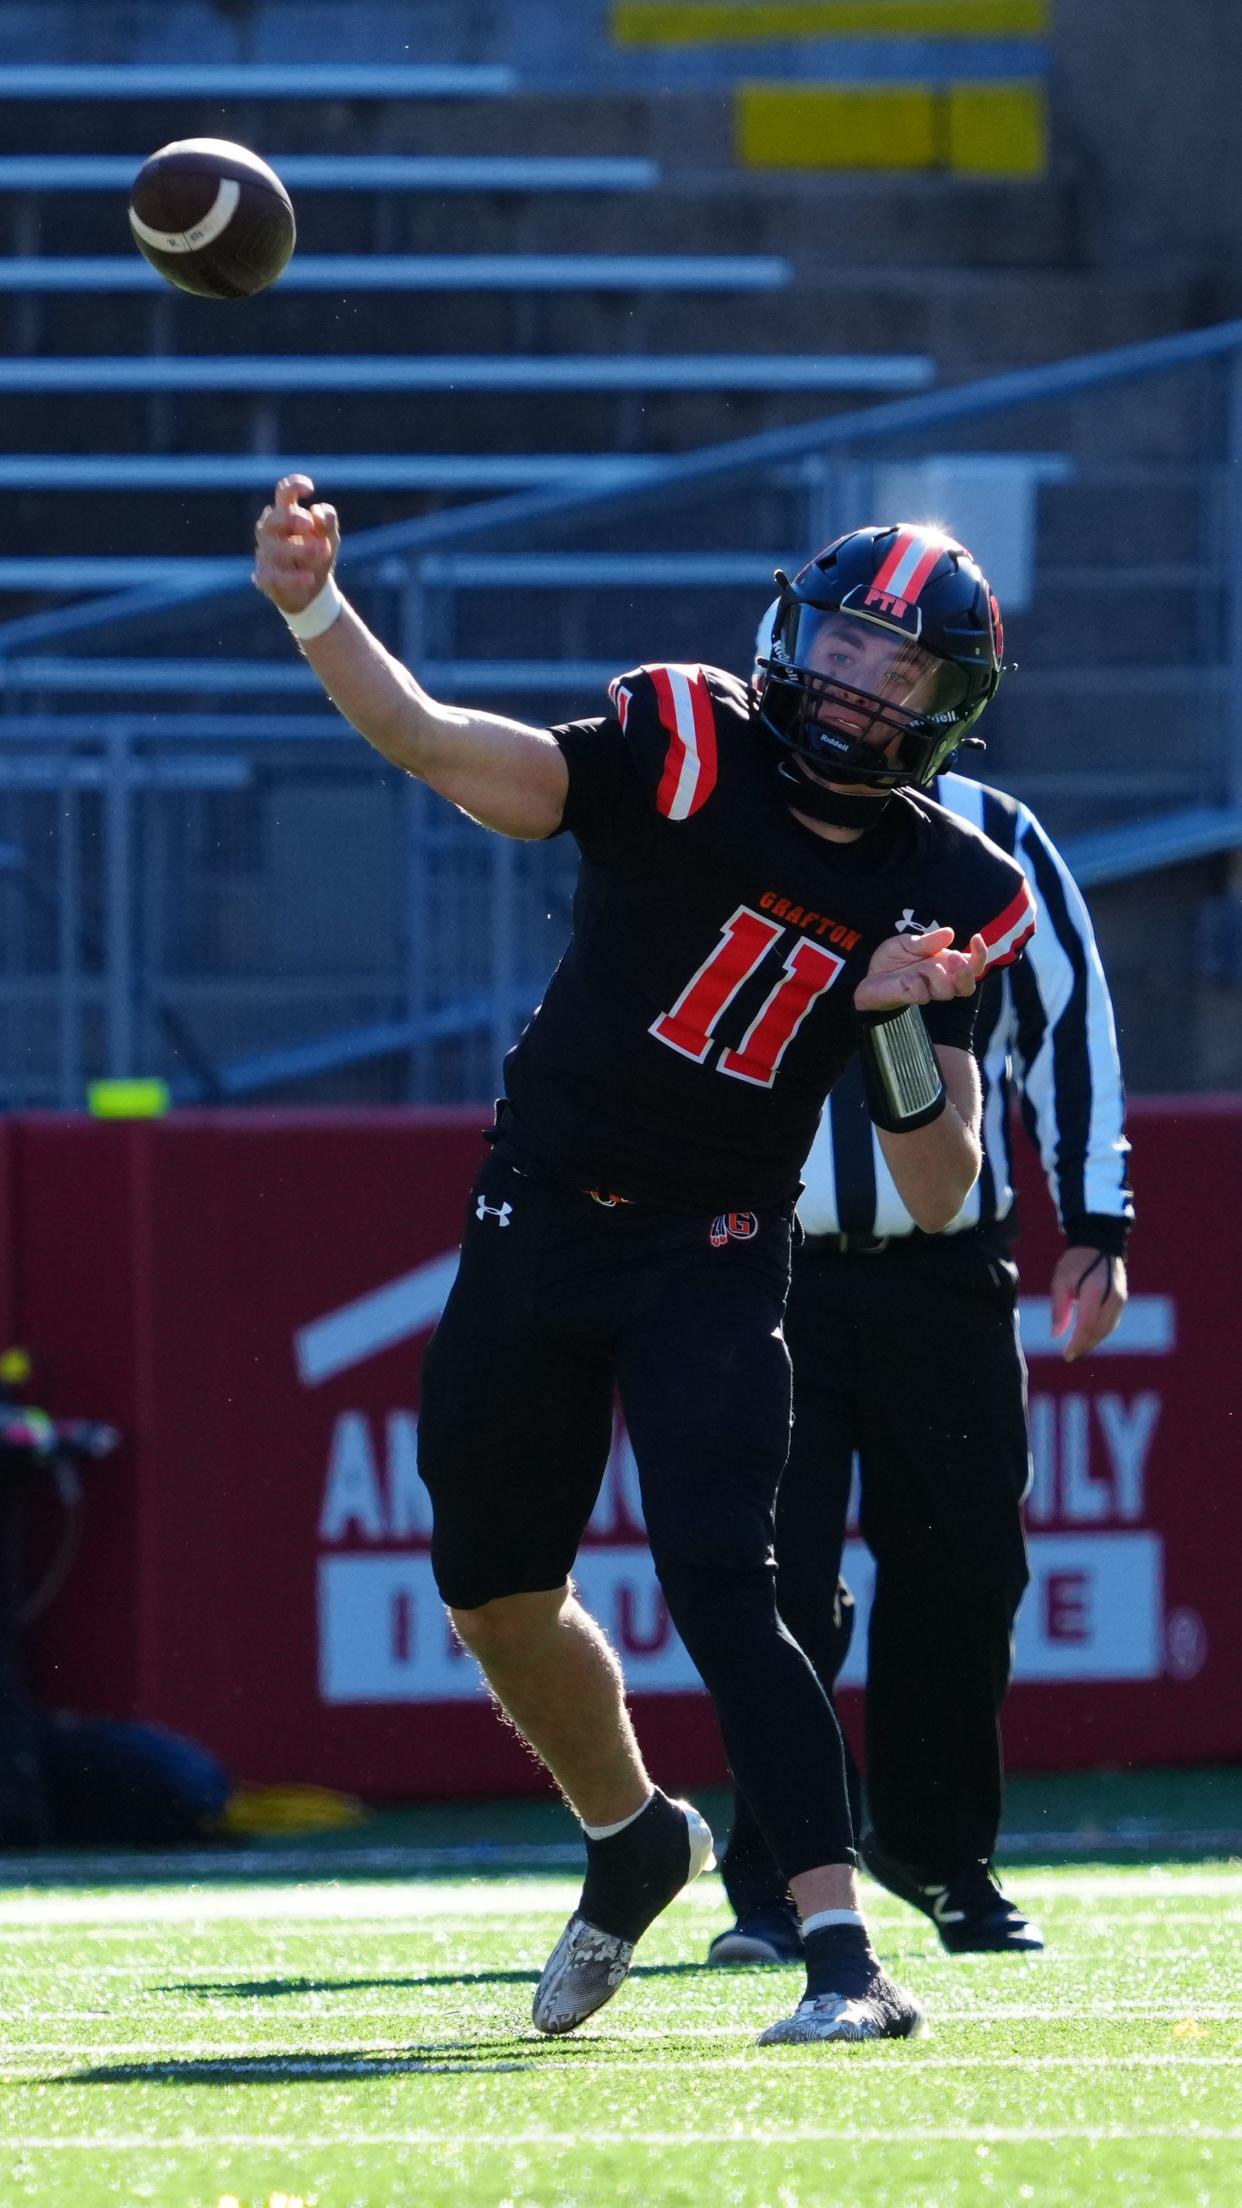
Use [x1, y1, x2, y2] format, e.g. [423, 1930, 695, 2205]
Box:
[920, 994, 981, 1054]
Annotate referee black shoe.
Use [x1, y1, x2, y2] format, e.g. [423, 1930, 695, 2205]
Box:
[706, 1902, 804, 1967]
[861, 1831, 1044, 1954]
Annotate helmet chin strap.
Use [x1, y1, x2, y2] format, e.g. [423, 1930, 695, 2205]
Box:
[776, 755, 895, 828]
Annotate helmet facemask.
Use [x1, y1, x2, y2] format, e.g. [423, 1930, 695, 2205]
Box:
[754, 528, 1004, 797]
[758, 602, 979, 791]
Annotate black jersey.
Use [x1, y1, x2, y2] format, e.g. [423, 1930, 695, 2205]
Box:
[498, 663, 1035, 1212]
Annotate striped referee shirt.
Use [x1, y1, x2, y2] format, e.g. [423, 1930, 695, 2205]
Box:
[798, 772, 1133, 1251]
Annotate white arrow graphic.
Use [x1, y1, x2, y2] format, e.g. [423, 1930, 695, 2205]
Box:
[294, 1248, 460, 1388]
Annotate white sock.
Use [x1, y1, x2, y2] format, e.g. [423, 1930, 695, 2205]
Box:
[582, 1789, 656, 1842]
[800, 1907, 866, 1936]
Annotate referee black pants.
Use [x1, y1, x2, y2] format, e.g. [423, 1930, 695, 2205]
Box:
[723, 1228, 1030, 1907]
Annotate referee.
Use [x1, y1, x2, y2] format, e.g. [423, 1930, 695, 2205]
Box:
[710, 767, 1133, 1962]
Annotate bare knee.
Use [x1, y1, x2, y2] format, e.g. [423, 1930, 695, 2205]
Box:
[449, 1582, 571, 1664]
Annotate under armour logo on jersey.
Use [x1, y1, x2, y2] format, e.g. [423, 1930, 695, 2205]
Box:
[895, 908, 940, 935]
[476, 1197, 512, 1227]
[709, 1211, 759, 1248]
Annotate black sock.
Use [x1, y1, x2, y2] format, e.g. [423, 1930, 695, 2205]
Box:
[803, 1923, 880, 2001]
[578, 1790, 690, 1945]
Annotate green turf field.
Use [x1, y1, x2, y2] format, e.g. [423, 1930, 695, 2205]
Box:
[0, 1834, 1239, 2208]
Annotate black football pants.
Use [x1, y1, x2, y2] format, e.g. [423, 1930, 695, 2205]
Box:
[722, 1229, 1030, 1910]
[418, 1155, 859, 1880]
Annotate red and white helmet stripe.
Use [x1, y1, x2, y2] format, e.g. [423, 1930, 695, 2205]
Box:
[870, 527, 957, 608]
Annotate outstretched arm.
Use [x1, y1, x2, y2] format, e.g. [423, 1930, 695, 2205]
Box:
[853, 927, 987, 1233]
[252, 475, 570, 840]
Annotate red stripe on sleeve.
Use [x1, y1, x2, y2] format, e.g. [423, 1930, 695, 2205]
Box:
[980, 879, 1037, 969]
[651, 665, 688, 818]
[683, 669, 719, 816]
[988, 921, 1035, 969]
[981, 881, 1035, 946]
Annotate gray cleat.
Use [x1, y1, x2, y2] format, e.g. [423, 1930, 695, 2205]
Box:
[531, 1915, 636, 2036]
[758, 1973, 926, 2046]
[532, 1797, 714, 2035]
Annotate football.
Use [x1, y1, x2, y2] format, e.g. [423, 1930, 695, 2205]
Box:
[127, 137, 295, 299]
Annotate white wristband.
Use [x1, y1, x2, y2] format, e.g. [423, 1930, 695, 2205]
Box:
[281, 573, 344, 641]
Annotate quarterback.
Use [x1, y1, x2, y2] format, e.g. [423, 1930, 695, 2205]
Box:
[254, 483, 1034, 2047]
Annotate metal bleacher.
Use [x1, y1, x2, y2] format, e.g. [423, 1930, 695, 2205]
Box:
[0, 255, 794, 293]
[9, 50, 1237, 1106]
[0, 355, 931, 393]
[0, 456, 661, 491]
[7, 319, 1240, 1103]
[0, 69, 934, 555]
[0, 155, 661, 196]
[0, 64, 519, 97]
[0, 53, 954, 1107]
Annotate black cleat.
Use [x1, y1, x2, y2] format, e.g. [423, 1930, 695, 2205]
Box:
[707, 1903, 804, 1967]
[861, 1831, 1045, 1954]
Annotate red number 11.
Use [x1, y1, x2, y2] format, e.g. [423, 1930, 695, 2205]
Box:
[651, 904, 845, 1089]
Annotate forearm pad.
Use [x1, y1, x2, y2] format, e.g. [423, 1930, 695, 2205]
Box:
[857, 1004, 948, 1133]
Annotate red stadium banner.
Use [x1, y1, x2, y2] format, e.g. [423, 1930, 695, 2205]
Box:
[14, 1099, 1242, 1797]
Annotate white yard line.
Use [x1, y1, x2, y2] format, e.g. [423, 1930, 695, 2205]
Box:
[0, 1942, 1233, 1981]
[4, 2008, 1242, 2031]
[1, 2126, 1240, 2151]
[1002, 1831, 1242, 1859]
[2, 2047, 1241, 2073]
[0, 1845, 589, 1883]
[594, 2008, 1242, 2024]
[983, 1873, 1242, 1901]
[0, 1887, 583, 1925]
[0, 1833, 1237, 1884]
[7, 2013, 1237, 2022]
[4, 1996, 1242, 2023]
[0, 1869, 1238, 1928]
[4, 2024, 1242, 2068]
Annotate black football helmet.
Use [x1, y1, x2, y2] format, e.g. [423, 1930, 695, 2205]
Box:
[754, 524, 1004, 791]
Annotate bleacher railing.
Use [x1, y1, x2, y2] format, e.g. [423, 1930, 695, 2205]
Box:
[4, 317, 1242, 1106]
